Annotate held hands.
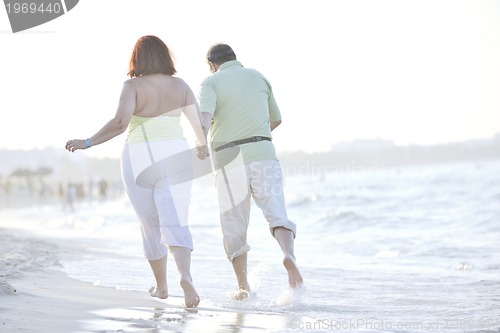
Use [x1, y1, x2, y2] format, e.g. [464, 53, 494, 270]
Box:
[195, 141, 210, 160]
[65, 139, 87, 152]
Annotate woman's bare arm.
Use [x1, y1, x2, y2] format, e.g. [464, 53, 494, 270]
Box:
[181, 86, 210, 159]
[65, 81, 136, 152]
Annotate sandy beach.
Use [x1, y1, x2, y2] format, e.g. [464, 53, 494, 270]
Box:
[0, 228, 302, 333]
[0, 228, 168, 332]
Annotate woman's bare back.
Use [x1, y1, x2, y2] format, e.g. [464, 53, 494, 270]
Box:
[131, 74, 189, 117]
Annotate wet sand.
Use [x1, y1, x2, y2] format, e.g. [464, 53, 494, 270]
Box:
[0, 229, 301, 333]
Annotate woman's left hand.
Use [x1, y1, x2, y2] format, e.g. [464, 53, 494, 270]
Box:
[65, 139, 86, 152]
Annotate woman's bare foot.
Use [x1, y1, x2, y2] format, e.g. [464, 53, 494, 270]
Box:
[149, 285, 168, 299]
[180, 279, 200, 308]
[283, 255, 304, 288]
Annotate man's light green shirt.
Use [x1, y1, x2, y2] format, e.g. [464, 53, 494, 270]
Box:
[199, 60, 282, 168]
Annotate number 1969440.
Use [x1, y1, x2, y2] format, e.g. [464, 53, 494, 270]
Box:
[6, 2, 62, 14]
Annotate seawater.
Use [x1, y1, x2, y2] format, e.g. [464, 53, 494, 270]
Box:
[1, 159, 500, 332]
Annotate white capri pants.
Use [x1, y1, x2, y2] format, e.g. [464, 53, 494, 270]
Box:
[216, 158, 297, 262]
[121, 139, 193, 260]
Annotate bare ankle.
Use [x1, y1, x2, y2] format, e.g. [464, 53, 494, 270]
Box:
[180, 274, 193, 283]
[241, 284, 251, 292]
[283, 255, 304, 288]
[149, 285, 168, 299]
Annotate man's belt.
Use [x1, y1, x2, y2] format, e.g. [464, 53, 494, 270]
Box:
[213, 136, 271, 153]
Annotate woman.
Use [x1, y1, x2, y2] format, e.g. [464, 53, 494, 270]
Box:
[65, 35, 208, 308]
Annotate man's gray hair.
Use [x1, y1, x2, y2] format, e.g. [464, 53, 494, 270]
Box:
[206, 44, 237, 65]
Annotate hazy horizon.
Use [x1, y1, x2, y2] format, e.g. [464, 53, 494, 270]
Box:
[0, 133, 499, 156]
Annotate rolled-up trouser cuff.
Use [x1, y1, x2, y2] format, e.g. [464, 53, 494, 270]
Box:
[270, 220, 297, 238]
[226, 244, 251, 262]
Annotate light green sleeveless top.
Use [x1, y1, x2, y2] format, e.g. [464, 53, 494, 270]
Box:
[125, 115, 184, 145]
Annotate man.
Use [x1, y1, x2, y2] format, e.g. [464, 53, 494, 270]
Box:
[198, 44, 303, 298]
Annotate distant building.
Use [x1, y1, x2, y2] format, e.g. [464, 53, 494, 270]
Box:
[331, 139, 395, 152]
[494, 133, 500, 143]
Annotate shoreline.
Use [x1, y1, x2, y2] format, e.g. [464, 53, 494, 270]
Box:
[0, 228, 165, 332]
[0, 228, 302, 333]
[1, 268, 174, 332]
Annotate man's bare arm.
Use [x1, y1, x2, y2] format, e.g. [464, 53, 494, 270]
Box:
[270, 120, 282, 131]
[202, 112, 213, 137]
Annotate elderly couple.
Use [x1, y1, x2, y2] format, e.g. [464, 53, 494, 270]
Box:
[65, 35, 303, 308]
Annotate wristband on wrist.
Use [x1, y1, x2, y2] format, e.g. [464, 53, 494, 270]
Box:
[85, 138, 91, 148]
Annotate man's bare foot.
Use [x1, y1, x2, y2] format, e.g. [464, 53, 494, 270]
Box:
[231, 288, 250, 301]
[283, 255, 304, 288]
[149, 285, 168, 299]
[180, 279, 200, 308]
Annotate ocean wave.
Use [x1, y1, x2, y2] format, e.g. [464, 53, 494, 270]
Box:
[472, 213, 500, 232]
[314, 211, 370, 233]
[318, 210, 366, 223]
[374, 249, 400, 259]
[287, 194, 322, 207]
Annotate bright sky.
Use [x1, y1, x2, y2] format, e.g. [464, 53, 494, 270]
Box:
[1, 0, 499, 158]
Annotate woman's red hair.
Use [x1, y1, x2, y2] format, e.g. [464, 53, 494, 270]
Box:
[128, 35, 176, 78]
